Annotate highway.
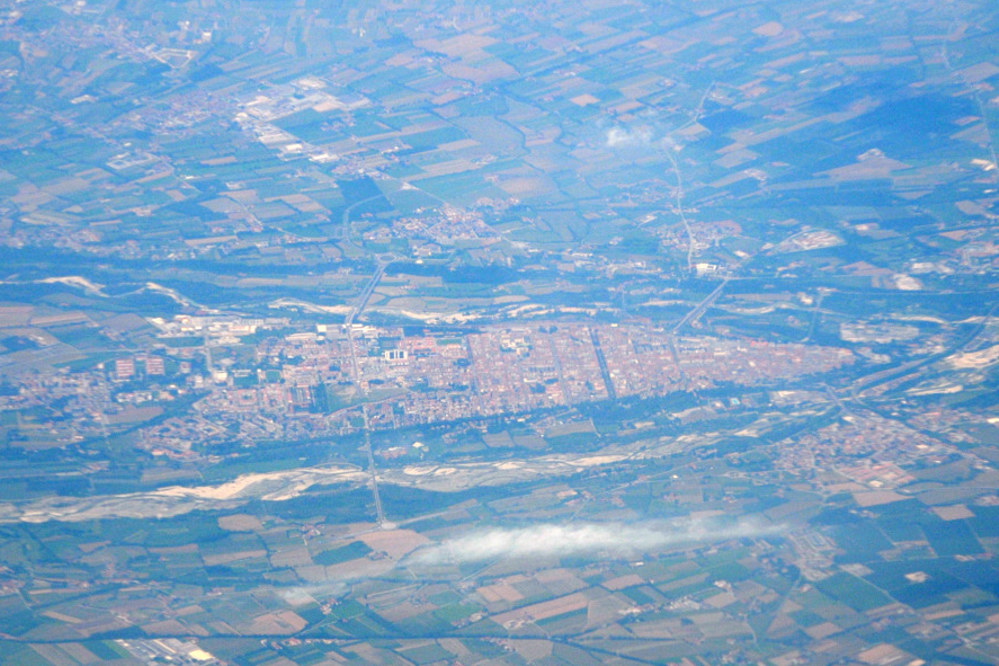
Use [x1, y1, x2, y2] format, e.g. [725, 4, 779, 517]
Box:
[339, 194, 385, 249]
[345, 261, 386, 326]
[341, 247, 393, 527]
[671, 276, 731, 333]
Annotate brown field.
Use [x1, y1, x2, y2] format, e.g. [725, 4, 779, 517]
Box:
[932, 505, 974, 521]
[477, 582, 525, 604]
[604, 574, 645, 590]
[357, 528, 430, 559]
[202, 549, 267, 566]
[246, 610, 308, 635]
[853, 490, 907, 507]
[492, 592, 589, 625]
[219, 514, 265, 531]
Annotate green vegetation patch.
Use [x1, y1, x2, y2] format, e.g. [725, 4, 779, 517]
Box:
[314, 540, 372, 565]
[433, 603, 480, 624]
[921, 521, 983, 557]
[814, 572, 893, 612]
[970, 505, 999, 538]
[404, 126, 466, 150]
[399, 642, 455, 664]
[830, 522, 893, 563]
[86, 640, 132, 661]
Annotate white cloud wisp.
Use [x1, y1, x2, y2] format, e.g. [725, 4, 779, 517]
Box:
[411, 518, 781, 566]
[605, 126, 654, 148]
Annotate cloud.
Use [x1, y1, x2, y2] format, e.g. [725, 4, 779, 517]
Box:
[605, 126, 653, 148]
[411, 518, 781, 566]
[274, 581, 348, 605]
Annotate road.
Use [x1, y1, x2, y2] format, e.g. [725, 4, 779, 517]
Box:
[588, 328, 617, 400]
[339, 194, 385, 247]
[335, 189, 403, 529]
[672, 276, 731, 333]
[345, 261, 386, 326]
[361, 404, 389, 527]
[342, 252, 394, 528]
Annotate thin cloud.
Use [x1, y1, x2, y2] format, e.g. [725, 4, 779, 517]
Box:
[274, 581, 348, 605]
[411, 518, 781, 565]
[605, 126, 653, 148]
